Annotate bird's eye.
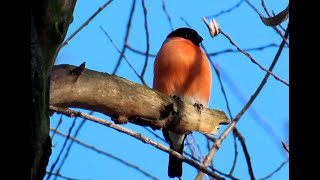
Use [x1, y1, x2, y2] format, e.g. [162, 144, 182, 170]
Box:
[185, 34, 188, 38]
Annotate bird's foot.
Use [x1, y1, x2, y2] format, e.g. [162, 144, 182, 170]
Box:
[172, 95, 181, 101]
[193, 102, 203, 114]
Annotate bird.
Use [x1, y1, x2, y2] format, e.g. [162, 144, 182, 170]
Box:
[153, 27, 212, 178]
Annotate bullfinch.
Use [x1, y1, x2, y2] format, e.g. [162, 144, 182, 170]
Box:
[153, 28, 212, 178]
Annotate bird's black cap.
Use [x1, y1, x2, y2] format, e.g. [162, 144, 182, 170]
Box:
[167, 27, 203, 46]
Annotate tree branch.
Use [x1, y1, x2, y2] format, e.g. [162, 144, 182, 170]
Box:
[259, 159, 289, 180]
[112, 0, 136, 75]
[31, 0, 76, 179]
[195, 24, 289, 180]
[50, 128, 159, 180]
[49, 107, 226, 180]
[50, 64, 230, 135]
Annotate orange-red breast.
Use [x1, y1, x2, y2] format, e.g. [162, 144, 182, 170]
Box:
[153, 28, 212, 178]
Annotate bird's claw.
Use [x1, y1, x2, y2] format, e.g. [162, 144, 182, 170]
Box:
[193, 102, 203, 114]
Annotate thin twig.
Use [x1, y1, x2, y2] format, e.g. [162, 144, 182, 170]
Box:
[47, 116, 78, 180]
[259, 159, 289, 180]
[51, 114, 63, 139]
[205, 0, 245, 19]
[213, 168, 241, 180]
[216, 65, 284, 154]
[54, 111, 93, 180]
[207, 43, 281, 56]
[229, 132, 238, 175]
[140, 0, 150, 83]
[206, 138, 214, 171]
[50, 127, 159, 180]
[126, 43, 282, 58]
[49, 106, 225, 180]
[191, 134, 206, 160]
[185, 137, 198, 160]
[127, 45, 157, 57]
[58, 0, 113, 50]
[143, 127, 166, 143]
[161, 0, 174, 31]
[195, 26, 289, 180]
[180, 17, 192, 27]
[234, 128, 255, 179]
[46, 171, 87, 180]
[112, 0, 136, 75]
[202, 45, 243, 176]
[282, 142, 289, 153]
[100, 26, 147, 85]
[220, 30, 289, 86]
[204, 134, 217, 143]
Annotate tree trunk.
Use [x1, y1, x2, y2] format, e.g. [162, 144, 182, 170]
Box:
[31, 0, 76, 179]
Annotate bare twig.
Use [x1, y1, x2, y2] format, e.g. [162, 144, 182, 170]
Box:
[141, 0, 150, 83]
[46, 171, 87, 180]
[100, 26, 147, 85]
[54, 111, 93, 180]
[207, 43, 282, 56]
[204, 134, 217, 143]
[143, 127, 166, 143]
[51, 114, 63, 139]
[161, 0, 174, 31]
[259, 159, 289, 180]
[47, 116, 78, 180]
[213, 168, 240, 180]
[233, 128, 255, 179]
[229, 132, 238, 175]
[205, 0, 245, 19]
[216, 65, 285, 154]
[282, 142, 289, 153]
[50, 128, 159, 180]
[191, 134, 206, 160]
[127, 43, 282, 58]
[185, 137, 198, 160]
[219, 30, 289, 86]
[127, 45, 157, 57]
[112, 0, 136, 75]
[179, 17, 192, 27]
[49, 106, 225, 180]
[195, 26, 289, 180]
[58, 0, 113, 50]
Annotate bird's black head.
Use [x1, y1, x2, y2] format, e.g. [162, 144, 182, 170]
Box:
[167, 27, 203, 46]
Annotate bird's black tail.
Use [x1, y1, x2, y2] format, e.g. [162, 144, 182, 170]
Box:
[168, 143, 184, 178]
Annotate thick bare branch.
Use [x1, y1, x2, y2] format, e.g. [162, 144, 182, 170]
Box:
[50, 64, 230, 135]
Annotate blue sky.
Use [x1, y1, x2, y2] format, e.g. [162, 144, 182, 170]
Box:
[47, 0, 289, 179]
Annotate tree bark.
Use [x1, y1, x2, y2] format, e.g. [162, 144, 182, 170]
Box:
[50, 64, 230, 135]
[31, 0, 76, 179]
